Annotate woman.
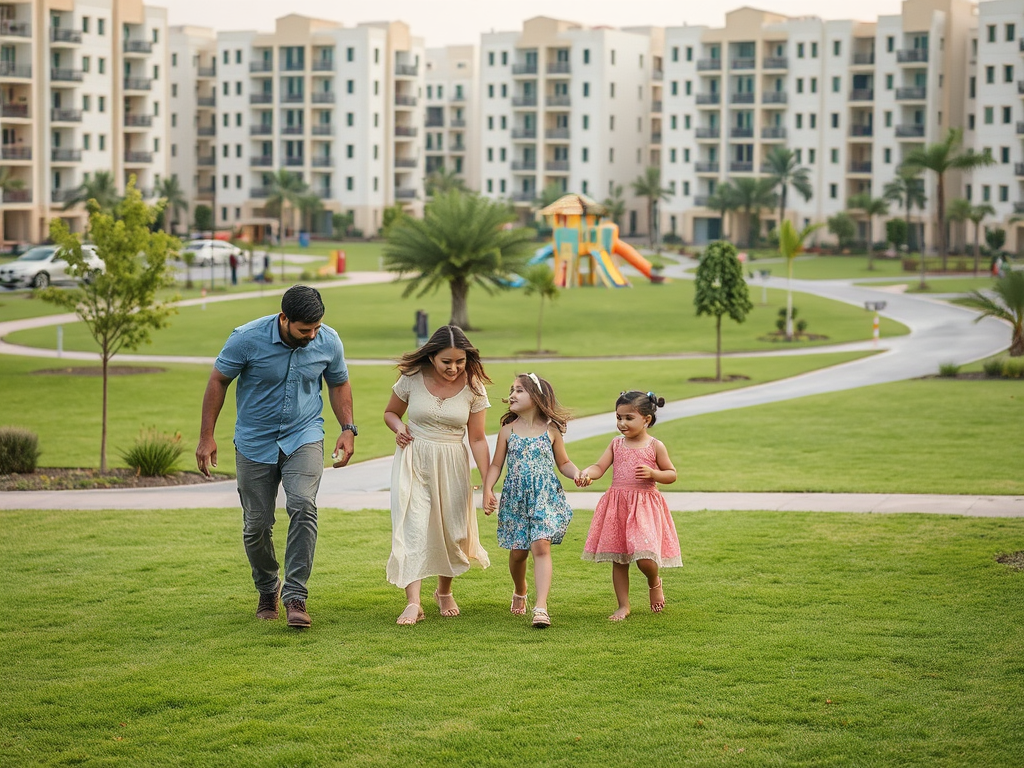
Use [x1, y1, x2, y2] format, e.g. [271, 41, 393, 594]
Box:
[384, 325, 491, 625]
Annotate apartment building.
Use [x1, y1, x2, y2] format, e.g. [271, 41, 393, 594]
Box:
[0, 0, 168, 245]
[424, 45, 479, 190]
[661, 0, 976, 249]
[479, 16, 663, 234]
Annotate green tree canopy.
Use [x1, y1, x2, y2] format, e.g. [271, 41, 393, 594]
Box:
[631, 166, 672, 249]
[763, 146, 813, 231]
[705, 182, 738, 241]
[155, 176, 188, 235]
[62, 170, 121, 213]
[425, 167, 468, 197]
[522, 263, 559, 353]
[779, 221, 825, 340]
[964, 271, 1024, 357]
[694, 240, 754, 380]
[732, 177, 777, 248]
[264, 170, 308, 244]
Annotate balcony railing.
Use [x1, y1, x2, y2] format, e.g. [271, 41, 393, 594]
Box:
[512, 128, 536, 140]
[312, 60, 333, 72]
[852, 53, 875, 65]
[762, 126, 787, 139]
[395, 64, 419, 77]
[512, 192, 536, 203]
[123, 39, 152, 53]
[1017, 121, 1024, 135]
[547, 62, 571, 75]
[545, 128, 570, 140]
[395, 188, 417, 199]
[316, 188, 332, 199]
[249, 156, 273, 167]
[281, 62, 305, 72]
[0, 63, 31, 78]
[450, 94, 466, 102]
[395, 95, 418, 107]
[395, 157, 418, 168]
[250, 187, 269, 198]
[849, 161, 872, 173]
[311, 125, 332, 136]
[1, 146, 31, 160]
[51, 189, 77, 203]
[1018, 81, 1024, 95]
[1015, 202, 1024, 214]
[697, 58, 721, 71]
[197, 155, 216, 166]
[284, 156, 304, 167]
[282, 125, 304, 135]
[546, 95, 571, 107]
[51, 109, 82, 122]
[850, 125, 874, 137]
[731, 57, 756, 70]
[511, 161, 537, 171]
[651, 100, 663, 112]
[450, 118, 466, 128]
[652, 69, 664, 81]
[250, 125, 272, 136]
[729, 126, 754, 138]
[849, 89, 874, 101]
[896, 49, 928, 63]
[762, 56, 788, 69]
[51, 28, 83, 43]
[395, 126, 418, 137]
[198, 66, 216, 78]
[308, 92, 333, 104]
[512, 63, 538, 75]
[651, 132, 662, 144]
[196, 184, 216, 196]
[198, 96, 216, 107]
[3, 188, 31, 203]
[123, 77, 152, 90]
[51, 148, 81, 162]
[249, 93, 272, 104]
[896, 86, 926, 100]
[762, 92, 787, 104]
[0, 20, 30, 37]
[696, 93, 721, 105]
[695, 162, 719, 173]
[197, 125, 216, 137]
[2, 104, 28, 118]
[53, 68, 85, 82]
[250, 61, 273, 73]
[695, 127, 720, 139]
[545, 161, 570, 172]
[425, 117, 444, 128]
[694, 196, 711, 207]
[513, 96, 538, 107]
[730, 93, 755, 104]
[729, 162, 754, 172]
[124, 151, 153, 163]
[281, 93, 305, 103]
[311, 157, 333, 168]
[1014, 163, 1024, 177]
[124, 114, 152, 127]
[895, 124, 925, 137]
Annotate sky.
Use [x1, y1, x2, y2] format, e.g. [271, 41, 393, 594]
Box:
[165, 0, 913, 47]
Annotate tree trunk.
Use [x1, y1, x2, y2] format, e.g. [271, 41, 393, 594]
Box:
[937, 173, 947, 271]
[867, 215, 875, 271]
[449, 277, 471, 330]
[973, 224, 981, 277]
[779, 184, 787, 236]
[1011, 326, 1024, 357]
[786, 258, 795, 340]
[648, 199, 655, 249]
[536, 297, 544, 353]
[101, 353, 109, 473]
[715, 314, 722, 381]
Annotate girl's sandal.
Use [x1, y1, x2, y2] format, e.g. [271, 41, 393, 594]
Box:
[433, 590, 460, 617]
[531, 607, 551, 629]
[649, 579, 665, 613]
[510, 592, 528, 615]
[397, 604, 424, 625]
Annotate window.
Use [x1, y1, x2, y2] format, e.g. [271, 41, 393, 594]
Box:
[583, 49, 590, 65]
[488, 84, 494, 98]
[669, 148, 676, 163]
[611, 50, 616, 65]
[235, 175, 242, 189]
[222, 113, 229, 127]
[236, 50, 242, 64]
[488, 51, 495, 66]
[152, 29, 159, 44]
[222, 144, 228, 158]
[582, 115, 589, 130]
[1003, 106, 1012, 124]
[965, 184, 972, 201]
[487, 179, 493, 193]
[986, 66, 995, 84]
[171, 83, 177, 97]
[171, 114, 176, 128]
[582, 147, 589, 162]
[885, 73, 894, 90]
[796, 78, 804, 93]
[347, 80, 354, 94]
[810, 113, 817, 129]
[1008, 24, 1017, 42]
[82, 16, 90, 33]
[671, 81, 678, 96]
[982, 185, 990, 202]
[833, 40, 841, 56]
[999, 185, 1009, 203]
[671, 47, 678, 63]
[346, 177, 354, 191]
[968, 113, 975, 130]
[583, 82, 590, 97]
[811, 42, 818, 58]
[171, 53, 177, 67]
[609, 148, 614, 163]
[97, 18, 105, 35]
[501, 51, 508, 66]
[685, 80, 692, 96]
[582, 180, 589, 195]
[808, 148, 815, 164]
[830, 148, 839, 164]
[884, 147, 892, 164]
[969, 76, 975, 98]
[374, 48, 380, 64]
[987, 25, 996, 43]
[884, 110, 892, 128]
[222, 174, 229, 188]
[98, 134, 105, 150]
[1005, 65, 1014, 84]
[223, 50, 229, 65]
[609, 115, 615, 130]
[832, 76, 840, 93]
[1001, 146, 1010, 164]
[170, 144, 175, 157]
[347, 144, 354, 159]
[98, 58, 105, 74]
[236, 113, 242, 126]
[610, 83, 615, 98]
[983, 106, 993, 125]
[499, 148, 506, 161]
[347, 113, 355, 126]
[235, 144, 241, 158]
[684, 115, 691, 129]
[82, 56, 90, 73]
[486, 148, 493, 162]
[797, 42, 805, 58]
[501, 84, 507, 97]
[83, 134, 90, 150]
[684, 181, 690, 195]
[830, 113, 838, 129]
[221, 207, 227, 221]
[670, 115, 677, 130]
[500, 179, 506, 193]
[82, 94, 90, 111]
[829, 183, 837, 199]
[487, 116, 494, 130]
[796, 114, 803, 129]
[810, 77, 817, 93]
[222, 82, 229, 96]
[684, 148, 690, 162]
[98, 96, 105, 113]
[500, 116, 507, 129]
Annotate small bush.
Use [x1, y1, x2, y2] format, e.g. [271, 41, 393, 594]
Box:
[120, 428, 185, 477]
[938, 362, 961, 378]
[662, 233, 682, 245]
[0, 427, 41, 474]
[299, 270, 315, 281]
[1003, 359, 1024, 379]
[983, 358, 1006, 378]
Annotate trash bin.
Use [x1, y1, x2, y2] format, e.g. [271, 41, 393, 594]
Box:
[298, 232, 310, 247]
[335, 250, 346, 274]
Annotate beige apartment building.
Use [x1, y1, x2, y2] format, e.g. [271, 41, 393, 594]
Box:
[0, 0, 168, 246]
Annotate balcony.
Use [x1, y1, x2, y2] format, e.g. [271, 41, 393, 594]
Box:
[311, 125, 332, 136]
[0, 63, 31, 78]
[696, 93, 721, 105]
[450, 93, 466, 102]
[249, 93, 272, 105]
[895, 124, 925, 138]
[1018, 121, 1024, 135]
[695, 162, 720, 173]
[197, 125, 216, 137]
[123, 77, 152, 91]
[51, 28, 83, 44]
[395, 64, 418, 77]
[312, 60, 334, 72]
[1, 146, 31, 160]
[198, 95, 216, 107]
[317, 188, 332, 199]
[896, 49, 928, 64]
[450, 118, 466, 128]
[849, 89, 874, 101]
[249, 156, 273, 167]
[697, 58, 722, 71]
[695, 127, 720, 139]
[512, 192, 536, 203]
[729, 126, 754, 138]
[197, 184, 216, 196]
[651, 132, 662, 144]
[852, 53, 875, 65]
[762, 92, 787, 104]
[545, 161, 570, 172]
[0, 20, 30, 37]
[124, 151, 153, 164]
[896, 86, 926, 101]
[694, 196, 710, 207]
[51, 188, 77, 204]
[450, 143, 466, 153]
[762, 126, 787, 139]
[281, 93, 305, 104]
[651, 100, 662, 112]
[282, 125, 304, 135]
[512, 63, 538, 76]
[395, 95, 418, 107]
[395, 157, 418, 168]
[250, 124, 272, 136]
[284, 156, 304, 167]
[53, 68, 85, 82]
[250, 187, 269, 198]
[281, 61, 305, 72]
[395, 126, 418, 137]
[311, 92, 335, 104]
[1015, 202, 1024, 214]
[511, 161, 537, 172]
[512, 128, 537, 140]
[198, 65, 216, 78]
[2, 104, 28, 118]
[123, 39, 152, 54]
[545, 128, 569, 140]
[546, 95, 571, 108]
[197, 155, 215, 166]
[729, 162, 753, 172]
[547, 62, 571, 75]
[850, 125, 874, 137]
[51, 148, 81, 162]
[425, 117, 444, 128]
[730, 93, 755, 104]
[124, 114, 152, 127]
[395, 188, 417, 199]
[311, 157, 333, 168]
[51, 108, 82, 122]
[1014, 163, 1024, 177]
[250, 61, 273, 73]
[730, 58, 756, 70]
[762, 56, 788, 69]
[513, 95, 538, 108]
[652, 69, 664, 81]
[3, 188, 31, 203]
[849, 161, 872, 174]
[1018, 81, 1024, 95]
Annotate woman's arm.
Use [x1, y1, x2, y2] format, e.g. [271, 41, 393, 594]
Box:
[483, 426, 510, 515]
[383, 392, 412, 448]
[466, 409, 491, 493]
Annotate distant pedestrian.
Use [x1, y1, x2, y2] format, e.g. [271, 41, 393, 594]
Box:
[229, 252, 238, 285]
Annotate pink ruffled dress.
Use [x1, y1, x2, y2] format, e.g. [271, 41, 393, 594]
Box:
[582, 437, 682, 567]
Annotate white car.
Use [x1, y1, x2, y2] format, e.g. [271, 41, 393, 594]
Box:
[180, 239, 246, 267]
[0, 244, 104, 290]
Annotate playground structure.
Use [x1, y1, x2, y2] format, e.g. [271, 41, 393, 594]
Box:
[532, 195, 657, 288]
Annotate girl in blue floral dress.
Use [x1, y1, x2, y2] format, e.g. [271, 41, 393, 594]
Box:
[484, 373, 587, 628]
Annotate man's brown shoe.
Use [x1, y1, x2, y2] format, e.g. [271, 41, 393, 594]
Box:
[285, 599, 312, 628]
[256, 581, 281, 620]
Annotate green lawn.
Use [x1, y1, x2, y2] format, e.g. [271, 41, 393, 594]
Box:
[739, 255, 913, 281]
[854, 276, 998, 294]
[6, 279, 908, 359]
[2, 506, 1021, 767]
[0, 352, 872, 474]
[567, 377, 1024, 496]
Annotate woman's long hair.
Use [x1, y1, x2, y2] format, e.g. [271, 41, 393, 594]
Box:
[396, 325, 491, 393]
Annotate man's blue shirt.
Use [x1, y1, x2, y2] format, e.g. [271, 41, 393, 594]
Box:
[214, 314, 348, 463]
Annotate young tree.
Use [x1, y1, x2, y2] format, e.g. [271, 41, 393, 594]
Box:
[264, 169, 308, 245]
[155, 176, 188, 235]
[193, 204, 214, 232]
[964, 271, 1024, 356]
[883, 167, 927, 252]
[62, 170, 121, 213]
[763, 146, 813, 231]
[827, 212, 856, 252]
[631, 166, 672, 249]
[705, 182, 737, 241]
[886, 218, 908, 252]
[694, 240, 753, 380]
[967, 203, 996, 276]
[39, 179, 178, 471]
[779, 220, 825, 339]
[522, 263, 559, 353]
[732, 177, 777, 248]
[902, 128, 995, 269]
[0, 166, 25, 200]
[332, 211, 355, 239]
[384, 190, 535, 329]
[297, 192, 323, 234]
[986, 228, 1006, 253]
[847, 193, 889, 270]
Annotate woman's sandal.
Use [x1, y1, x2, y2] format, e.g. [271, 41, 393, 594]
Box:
[649, 579, 665, 613]
[433, 590, 460, 617]
[397, 604, 424, 625]
[510, 592, 528, 616]
[531, 607, 551, 629]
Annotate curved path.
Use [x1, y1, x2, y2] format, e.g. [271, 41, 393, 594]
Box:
[1, 265, 1019, 515]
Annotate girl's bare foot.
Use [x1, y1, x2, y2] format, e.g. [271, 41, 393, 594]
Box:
[397, 604, 424, 625]
[608, 607, 631, 622]
[433, 590, 460, 617]
[649, 579, 665, 613]
[510, 592, 528, 615]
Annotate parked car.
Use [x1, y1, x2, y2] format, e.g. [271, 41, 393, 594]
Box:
[180, 239, 246, 267]
[0, 244, 103, 290]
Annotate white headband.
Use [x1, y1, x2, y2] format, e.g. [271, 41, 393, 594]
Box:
[527, 372, 541, 389]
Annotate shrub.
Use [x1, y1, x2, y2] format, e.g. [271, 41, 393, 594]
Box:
[662, 233, 682, 245]
[938, 362, 961, 378]
[983, 358, 1006, 377]
[0, 427, 41, 474]
[120, 428, 185, 477]
[299, 269, 315, 281]
[1003, 359, 1024, 379]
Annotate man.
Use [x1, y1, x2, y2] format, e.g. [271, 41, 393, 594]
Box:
[197, 285, 356, 628]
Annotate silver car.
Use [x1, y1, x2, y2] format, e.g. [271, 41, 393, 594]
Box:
[0, 245, 104, 289]
[179, 239, 246, 267]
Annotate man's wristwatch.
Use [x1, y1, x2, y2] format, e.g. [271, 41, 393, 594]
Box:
[341, 424, 358, 437]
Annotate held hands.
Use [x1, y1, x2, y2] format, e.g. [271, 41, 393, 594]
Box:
[196, 436, 217, 478]
[574, 470, 592, 488]
[394, 424, 414, 449]
[332, 430, 355, 468]
[483, 489, 498, 515]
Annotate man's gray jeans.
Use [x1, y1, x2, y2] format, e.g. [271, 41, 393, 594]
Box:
[235, 442, 323, 603]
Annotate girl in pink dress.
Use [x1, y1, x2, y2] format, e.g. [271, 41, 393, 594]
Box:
[578, 391, 682, 621]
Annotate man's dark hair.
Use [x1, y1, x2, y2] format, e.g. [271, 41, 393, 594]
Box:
[281, 285, 325, 324]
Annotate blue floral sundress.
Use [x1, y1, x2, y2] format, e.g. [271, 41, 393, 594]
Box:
[496, 428, 573, 550]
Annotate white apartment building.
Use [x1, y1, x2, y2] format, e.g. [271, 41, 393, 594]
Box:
[424, 45, 479, 190]
[205, 15, 423, 240]
[0, 0, 168, 245]
[479, 17, 663, 234]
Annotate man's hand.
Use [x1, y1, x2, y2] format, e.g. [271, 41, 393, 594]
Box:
[332, 430, 355, 468]
[196, 435, 218, 477]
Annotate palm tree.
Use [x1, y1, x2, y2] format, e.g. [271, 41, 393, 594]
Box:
[602, 184, 626, 229]
[264, 170, 308, 246]
[62, 170, 120, 213]
[705, 182, 737, 241]
[155, 176, 188, 235]
[732, 177, 777, 248]
[902, 128, 995, 270]
[966, 203, 996, 276]
[945, 197, 972, 256]
[763, 146, 813, 232]
[522, 263, 559, 353]
[630, 166, 672, 249]
[0, 167, 25, 201]
[883, 167, 929, 288]
[848, 193, 889, 270]
[384, 190, 537, 330]
[297, 192, 323, 235]
[425, 166, 467, 197]
[964, 271, 1024, 356]
[778, 220, 824, 340]
[534, 182, 565, 213]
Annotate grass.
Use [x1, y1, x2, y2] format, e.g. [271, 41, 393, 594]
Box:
[0, 351, 872, 474]
[1, 506, 1022, 767]
[566, 377, 1024, 496]
[5, 279, 908, 359]
[853, 276, 998, 294]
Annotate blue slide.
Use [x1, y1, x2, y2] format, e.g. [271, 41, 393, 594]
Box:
[500, 245, 554, 287]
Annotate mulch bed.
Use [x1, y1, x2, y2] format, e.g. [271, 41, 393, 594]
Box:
[922, 373, 1023, 381]
[688, 375, 751, 383]
[0, 467, 217, 492]
[32, 367, 166, 376]
[995, 551, 1024, 572]
[757, 333, 830, 342]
